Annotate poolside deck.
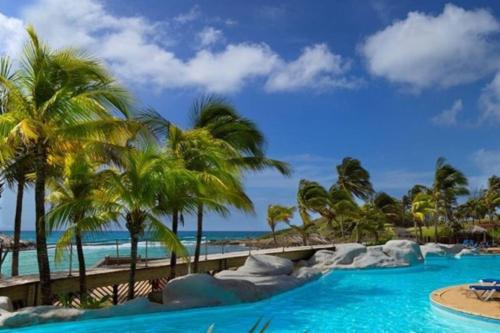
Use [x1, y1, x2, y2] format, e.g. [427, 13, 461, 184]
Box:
[431, 284, 500, 321]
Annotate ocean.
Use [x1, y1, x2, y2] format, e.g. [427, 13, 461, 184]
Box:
[0, 230, 266, 277]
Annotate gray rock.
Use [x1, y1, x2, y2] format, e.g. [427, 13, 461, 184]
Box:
[0, 297, 13, 313]
[420, 243, 465, 258]
[308, 244, 367, 271]
[162, 273, 264, 309]
[0, 306, 83, 328]
[382, 240, 423, 265]
[237, 254, 294, 276]
[351, 246, 401, 268]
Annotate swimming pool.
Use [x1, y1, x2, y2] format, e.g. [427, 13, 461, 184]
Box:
[4, 255, 500, 332]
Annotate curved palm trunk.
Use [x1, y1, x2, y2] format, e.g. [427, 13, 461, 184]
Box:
[75, 227, 87, 301]
[193, 204, 203, 273]
[169, 210, 179, 280]
[339, 216, 345, 239]
[128, 229, 139, 300]
[11, 176, 25, 276]
[34, 141, 51, 305]
[413, 219, 418, 243]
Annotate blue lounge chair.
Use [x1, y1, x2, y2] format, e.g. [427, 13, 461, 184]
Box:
[479, 278, 500, 285]
[469, 285, 500, 301]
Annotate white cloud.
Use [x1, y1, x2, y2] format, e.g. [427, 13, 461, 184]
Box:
[197, 26, 224, 47]
[431, 99, 462, 126]
[361, 4, 500, 89]
[470, 148, 500, 189]
[0, 12, 25, 58]
[173, 5, 201, 24]
[0, 0, 354, 94]
[479, 72, 500, 122]
[265, 44, 357, 92]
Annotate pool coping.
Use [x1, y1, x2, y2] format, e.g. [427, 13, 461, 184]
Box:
[430, 284, 500, 323]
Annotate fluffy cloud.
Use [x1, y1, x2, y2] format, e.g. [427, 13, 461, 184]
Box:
[431, 99, 462, 126]
[197, 26, 224, 47]
[361, 4, 500, 89]
[0, 13, 25, 58]
[265, 44, 357, 92]
[0, 0, 354, 94]
[479, 72, 500, 122]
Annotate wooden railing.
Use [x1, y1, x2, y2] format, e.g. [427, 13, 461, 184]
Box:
[0, 245, 335, 309]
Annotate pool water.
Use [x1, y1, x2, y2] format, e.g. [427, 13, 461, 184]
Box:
[5, 256, 500, 332]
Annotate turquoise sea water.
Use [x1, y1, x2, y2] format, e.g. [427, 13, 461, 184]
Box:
[0, 231, 264, 277]
[4, 255, 500, 332]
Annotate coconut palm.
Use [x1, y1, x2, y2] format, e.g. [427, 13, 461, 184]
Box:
[354, 203, 385, 243]
[189, 96, 289, 269]
[102, 146, 188, 299]
[164, 125, 254, 274]
[482, 175, 500, 221]
[267, 205, 295, 245]
[296, 179, 330, 245]
[432, 157, 469, 242]
[0, 28, 132, 303]
[47, 153, 117, 300]
[328, 185, 358, 238]
[411, 192, 435, 242]
[336, 157, 374, 201]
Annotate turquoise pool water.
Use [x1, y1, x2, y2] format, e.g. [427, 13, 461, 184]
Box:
[4, 255, 500, 332]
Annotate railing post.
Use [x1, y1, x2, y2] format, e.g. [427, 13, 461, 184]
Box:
[115, 240, 119, 257]
[205, 239, 208, 260]
[112, 284, 118, 305]
[68, 242, 73, 277]
[145, 240, 148, 267]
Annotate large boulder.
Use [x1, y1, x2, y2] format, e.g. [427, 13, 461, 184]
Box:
[382, 240, 423, 265]
[308, 244, 367, 270]
[420, 243, 464, 258]
[351, 246, 401, 268]
[0, 297, 13, 313]
[162, 273, 264, 309]
[237, 254, 294, 276]
[0, 306, 83, 328]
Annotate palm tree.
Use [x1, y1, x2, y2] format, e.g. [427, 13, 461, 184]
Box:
[354, 203, 385, 243]
[411, 192, 435, 242]
[373, 192, 401, 224]
[482, 175, 500, 221]
[103, 146, 188, 299]
[336, 157, 374, 201]
[328, 185, 358, 238]
[46, 153, 118, 300]
[432, 157, 469, 242]
[0, 28, 132, 304]
[296, 179, 329, 245]
[267, 205, 295, 245]
[1, 148, 33, 277]
[189, 96, 290, 270]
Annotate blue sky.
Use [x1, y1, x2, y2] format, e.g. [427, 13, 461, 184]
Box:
[1, 0, 500, 231]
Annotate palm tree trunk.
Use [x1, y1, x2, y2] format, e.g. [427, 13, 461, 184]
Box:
[434, 220, 438, 243]
[340, 216, 345, 239]
[75, 227, 87, 301]
[169, 210, 179, 280]
[11, 176, 25, 277]
[34, 141, 51, 305]
[413, 219, 418, 243]
[193, 204, 203, 273]
[272, 227, 277, 245]
[128, 229, 139, 300]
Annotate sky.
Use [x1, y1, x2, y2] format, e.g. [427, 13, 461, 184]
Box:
[0, 0, 500, 231]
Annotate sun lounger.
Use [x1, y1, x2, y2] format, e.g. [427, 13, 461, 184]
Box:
[468, 285, 500, 301]
[479, 279, 500, 285]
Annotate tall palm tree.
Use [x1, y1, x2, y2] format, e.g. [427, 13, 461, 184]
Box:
[103, 146, 188, 299]
[432, 157, 469, 242]
[2, 148, 33, 276]
[267, 205, 295, 245]
[329, 185, 358, 239]
[47, 153, 118, 300]
[165, 125, 254, 274]
[0, 28, 132, 303]
[411, 192, 435, 242]
[336, 157, 374, 201]
[296, 179, 329, 245]
[189, 96, 290, 269]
